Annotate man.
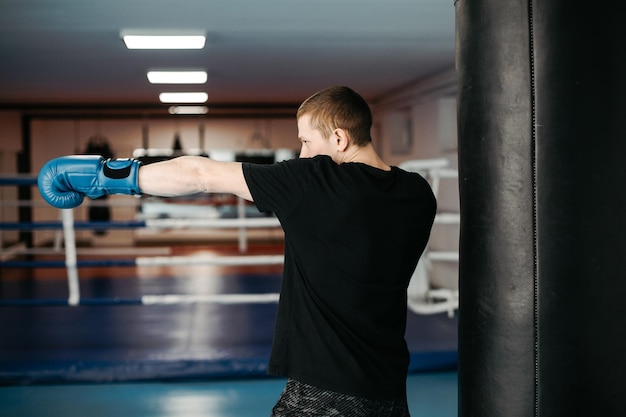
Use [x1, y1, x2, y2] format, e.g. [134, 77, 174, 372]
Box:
[38, 86, 437, 416]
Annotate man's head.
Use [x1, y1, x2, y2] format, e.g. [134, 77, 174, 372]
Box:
[297, 86, 372, 155]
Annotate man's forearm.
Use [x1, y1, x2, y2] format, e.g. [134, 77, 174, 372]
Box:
[138, 156, 208, 197]
[138, 155, 252, 200]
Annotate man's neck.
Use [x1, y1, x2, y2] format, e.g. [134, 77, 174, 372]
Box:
[339, 143, 391, 171]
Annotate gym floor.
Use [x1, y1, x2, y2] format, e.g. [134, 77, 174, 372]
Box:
[0, 372, 458, 417]
[0, 242, 458, 416]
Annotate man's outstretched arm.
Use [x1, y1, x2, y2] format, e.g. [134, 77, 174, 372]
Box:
[38, 154, 252, 209]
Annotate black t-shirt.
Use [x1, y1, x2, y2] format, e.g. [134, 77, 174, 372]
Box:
[243, 155, 436, 401]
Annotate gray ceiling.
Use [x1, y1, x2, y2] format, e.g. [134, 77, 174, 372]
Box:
[0, 0, 456, 108]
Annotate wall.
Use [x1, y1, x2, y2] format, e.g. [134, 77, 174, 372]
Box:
[0, 111, 22, 246]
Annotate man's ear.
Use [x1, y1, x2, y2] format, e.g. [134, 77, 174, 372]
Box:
[333, 128, 349, 152]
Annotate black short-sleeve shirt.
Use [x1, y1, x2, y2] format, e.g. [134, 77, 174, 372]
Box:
[243, 155, 436, 401]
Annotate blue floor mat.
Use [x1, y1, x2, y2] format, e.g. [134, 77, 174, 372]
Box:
[0, 273, 457, 384]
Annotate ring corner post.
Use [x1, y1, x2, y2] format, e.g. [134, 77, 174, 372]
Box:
[61, 208, 80, 306]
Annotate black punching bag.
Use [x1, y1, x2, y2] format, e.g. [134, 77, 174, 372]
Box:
[456, 1, 626, 416]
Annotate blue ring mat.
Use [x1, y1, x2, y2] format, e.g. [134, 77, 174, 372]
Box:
[0, 272, 457, 385]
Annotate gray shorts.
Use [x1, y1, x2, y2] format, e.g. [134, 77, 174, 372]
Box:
[271, 379, 411, 417]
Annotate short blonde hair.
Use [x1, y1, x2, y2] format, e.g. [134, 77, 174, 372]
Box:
[296, 86, 372, 146]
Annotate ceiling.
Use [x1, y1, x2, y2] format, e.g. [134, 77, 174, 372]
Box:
[0, 0, 456, 109]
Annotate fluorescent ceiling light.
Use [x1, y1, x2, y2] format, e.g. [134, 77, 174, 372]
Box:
[159, 92, 208, 103]
[123, 35, 206, 49]
[168, 106, 209, 115]
[148, 71, 208, 84]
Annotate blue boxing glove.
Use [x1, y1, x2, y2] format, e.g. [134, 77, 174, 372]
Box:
[38, 155, 142, 209]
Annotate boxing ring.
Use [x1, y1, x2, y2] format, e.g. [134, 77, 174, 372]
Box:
[0, 167, 458, 384]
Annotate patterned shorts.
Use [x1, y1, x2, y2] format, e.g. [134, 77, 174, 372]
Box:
[271, 379, 411, 417]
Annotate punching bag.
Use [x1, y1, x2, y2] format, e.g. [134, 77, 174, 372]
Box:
[456, 1, 626, 416]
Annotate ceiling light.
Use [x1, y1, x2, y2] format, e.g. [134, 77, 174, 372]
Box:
[168, 106, 209, 115]
[159, 92, 208, 103]
[122, 34, 206, 49]
[148, 71, 208, 84]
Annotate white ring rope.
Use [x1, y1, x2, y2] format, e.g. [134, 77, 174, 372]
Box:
[143, 217, 281, 229]
[136, 254, 284, 266]
[141, 293, 280, 305]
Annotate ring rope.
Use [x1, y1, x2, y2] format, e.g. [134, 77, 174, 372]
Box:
[0, 175, 37, 186]
[0, 293, 281, 307]
[0, 254, 284, 268]
[0, 215, 458, 230]
[0, 217, 280, 230]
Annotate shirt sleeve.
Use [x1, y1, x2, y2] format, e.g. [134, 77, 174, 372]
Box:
[242, 157, 319, 218]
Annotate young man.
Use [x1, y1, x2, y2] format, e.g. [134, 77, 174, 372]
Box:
[38, 86, 437, 416]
